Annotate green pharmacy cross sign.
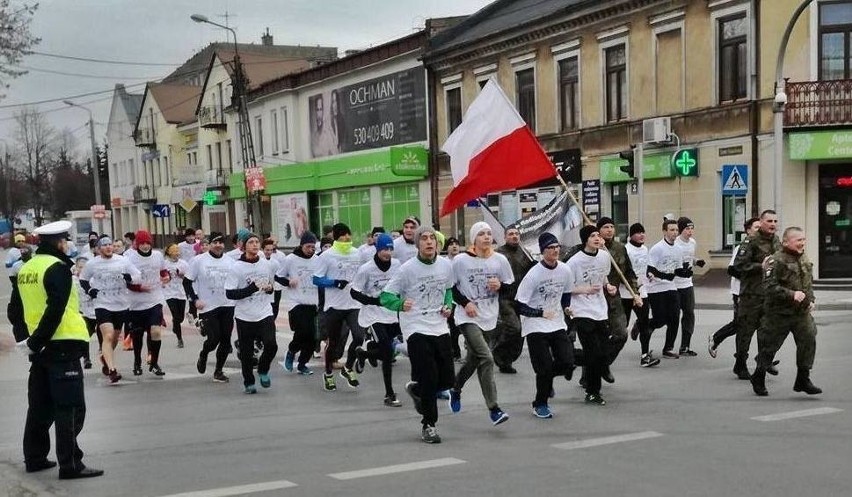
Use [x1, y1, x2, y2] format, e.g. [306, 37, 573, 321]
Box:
[672, 148, 699, 177]
[203, 191, 218, 206]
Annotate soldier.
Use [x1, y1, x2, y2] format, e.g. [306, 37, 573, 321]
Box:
[493, 227, 535, 374]
[731, 210, 780, 379]
[750, 227, 821, 397]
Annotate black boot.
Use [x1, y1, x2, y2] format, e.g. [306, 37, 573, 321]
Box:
[733, 355, 751, 380]
[793, 368, 822, 395]
[750, 368, 768, 396]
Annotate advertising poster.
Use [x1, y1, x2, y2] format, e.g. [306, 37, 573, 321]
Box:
[274, 193, 310, 247]
[308, 68, 427, 158]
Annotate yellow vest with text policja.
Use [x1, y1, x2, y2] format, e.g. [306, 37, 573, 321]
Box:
[17, 254, 89, 342]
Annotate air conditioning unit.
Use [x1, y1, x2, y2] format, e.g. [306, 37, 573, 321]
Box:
[642, 117, 671, 144]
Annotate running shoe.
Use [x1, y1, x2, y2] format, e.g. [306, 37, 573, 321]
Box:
[662, 350, 680, 359]
[259, 373, 271, 388]
[132, 364, 143, 376]
[436, 389, 450, 400]
[177, 339, 184, 349]
[244, 384, 257, 394]
[108, 369, 122, 384]
[323, 373, 337, 391]
[585, 393, 606, 406]
[640, 352, 661, 368]
[533, 404, 553, 419]
[449, 388, 461, 413]
[489, 408, 509, 426]
[83, 358, 92, 370]
[149, 364, 165, 376]
[283, 351, 295, 372]
[405, 381, 422, 414]
[297, 365, 314, 376]
[100, 355, 109, 376]
[707, 334, 718, 358]
[679, 349, 698, 357]
[197, 352, 208, 374]
[421, 425, 441, 444]
[339, 367, 360, 388]
[384, 394, 402, 407]
[353, 346, 366, 374]
[212, 371, 229, 383]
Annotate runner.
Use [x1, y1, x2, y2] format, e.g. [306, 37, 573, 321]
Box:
[163, 243, 189, 348]
[124, 230, 169, 377]
[276, 232, 319, 376]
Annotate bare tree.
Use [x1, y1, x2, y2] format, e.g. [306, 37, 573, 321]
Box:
[13, 106, 55, 225]
[0, 145, 27, 221]
[0, 1, 40, 99]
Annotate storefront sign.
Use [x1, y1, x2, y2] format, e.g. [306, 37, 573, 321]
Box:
[273, 193, 310, 247]
[389, 146, 428, 176]
[308, 68, 427, 158]
[600, 153, 675, 183]
[170, 183, 207, 204]
[245, 167, 267, 193]
[789, 130, 852, 160]
[582, 179, 601, 220]
[672, 148, 699, 177]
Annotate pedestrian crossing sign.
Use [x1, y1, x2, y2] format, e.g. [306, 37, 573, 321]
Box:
[721, 164, 748, 196]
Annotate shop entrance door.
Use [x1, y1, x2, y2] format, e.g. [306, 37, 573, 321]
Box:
[818, 164, 852, 278]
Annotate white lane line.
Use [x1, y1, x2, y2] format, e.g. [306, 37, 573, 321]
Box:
[328, 457, 467, 481]
[751, 407, 843, 422]
[552, 431, 664, 450]
[155, 480, 298, 497]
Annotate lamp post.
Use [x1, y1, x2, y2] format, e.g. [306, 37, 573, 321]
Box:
[773, 0, 814, 223]
[64, 100, 104, 234]
[191, 13, 262, 234]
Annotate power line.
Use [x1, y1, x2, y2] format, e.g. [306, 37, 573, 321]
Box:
[0, 82, 150, 109]
[13, 65, 162, 81]
[30, 50, 183, 67]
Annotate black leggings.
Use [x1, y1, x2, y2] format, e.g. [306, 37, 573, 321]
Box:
[324, 308, 364, 374]
[407, 333, 455, 427]
[235, 316, 278, 387]
[199, 306, 235, 373]
[364, 322, 399, 397]
[526, 329, 573, 407]
[648, 290, 680, 352]
[82, 317, 99, 362]
[287, 304, 317, 368]
[166, 298, 186, 340]
[622, 297, 651, 354]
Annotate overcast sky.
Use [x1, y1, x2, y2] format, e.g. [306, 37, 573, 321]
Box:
[0, 0, 492, 157]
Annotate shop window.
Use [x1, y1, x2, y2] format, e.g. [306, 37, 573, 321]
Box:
[722, 195, 747, 249]
[338, 189, 372, 245]
[310, 192, 335, 237]
[382, 184, 421, 232]
[610, 183, 628, 239]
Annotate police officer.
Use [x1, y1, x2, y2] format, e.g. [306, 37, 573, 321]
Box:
[750, 227, 821, 397]
[11, 220, 104, 479]
[730, 209, 780, 379]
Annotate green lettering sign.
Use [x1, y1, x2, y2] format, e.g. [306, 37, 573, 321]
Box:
[789, 130, 852, 160]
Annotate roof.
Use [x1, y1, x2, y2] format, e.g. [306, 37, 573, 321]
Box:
[115, 84, 143, 125]
[147, 83, 202, 125]
[427, 0, 594, 56]
[215, 50, 313, 90]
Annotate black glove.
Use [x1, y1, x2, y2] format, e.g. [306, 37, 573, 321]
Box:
[674, 267, 693, 278]
[695, 259, 706, 268]
[334, 280, 349, 289]
[87, 288, 99, 299]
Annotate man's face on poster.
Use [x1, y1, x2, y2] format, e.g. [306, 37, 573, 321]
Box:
[314, 96, 324, 130]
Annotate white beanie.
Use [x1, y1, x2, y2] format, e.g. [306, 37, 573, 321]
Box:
[469, 221, 491, 245]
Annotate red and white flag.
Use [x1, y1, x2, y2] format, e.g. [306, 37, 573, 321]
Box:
[440, 79, 557, 217]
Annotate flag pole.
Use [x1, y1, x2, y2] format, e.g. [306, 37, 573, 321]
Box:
[552, 172, 640, 301]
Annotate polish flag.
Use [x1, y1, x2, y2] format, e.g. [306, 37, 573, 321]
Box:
[440, 79, 557, 217]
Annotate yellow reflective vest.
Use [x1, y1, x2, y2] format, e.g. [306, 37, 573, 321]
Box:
[17, 254, 89, 342]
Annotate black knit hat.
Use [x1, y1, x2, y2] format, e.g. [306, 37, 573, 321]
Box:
[677, 216, 694, 233]
[629, 223, 645, 237]
[580, 225, 599, 246]
[596, 217, 615, 229]
[538, 232, 559, 252]
[332, 223, 351, 240]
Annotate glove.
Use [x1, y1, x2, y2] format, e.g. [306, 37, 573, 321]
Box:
[674, 268, 693, 278]
[695, 259, 706, 268]
[87, 288, 99, 299]
[15, 340, 34, 357]
[334, 280, 349, 289]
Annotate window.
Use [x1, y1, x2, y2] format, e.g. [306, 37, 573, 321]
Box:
[558, 57, 579, 131]
[722, 195, 747, 250]
[225, 140, 232, 173]
[719, 15, 747, 101]
[154, 158, 161, 186]
[382, 184, 421, 230]
[271, 109, 279, 155]
[310, 192, 335, 236]
[128, 158, 135, 184]
[255, 116, 264, 157]
[281, 107, 290, 152]
[163, 157, 169, 186]
[338, 189, 372, 244]
[516, 68, 536, 131]
[446, 86, 462, 133]
[215, 142, 222, 171]
[111, 163, 118, 187]
[819, 2, 852, 80]
[206, 144, 213, 171]
[605, 45, 627, 121]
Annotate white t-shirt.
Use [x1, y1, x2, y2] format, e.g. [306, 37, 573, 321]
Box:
[392, 237, 418, 263]
[225, 248, 242, 260]
[646, 239, 681, 294]
[125, 249, 166, 311]
[384, 256, 454, 340]
[162, 258, 189, 301]
[186, 252, 234, 314]
[74, 275, 96, 319]
[565, 249, 611, 321]
[352, 257, 400, 327]
[451, 251, 514, 330]
[673, 236, 697, 289]
[79, 254, 141, 312]
[178, 241, 196, 262]
[621, 242, 649, 299]
[271, 250, 287, 290]
[358, 243, 376, 263]
[277, 252, 319, 306]
[9, 258, 25, 278]
[515, 261, 574, 336]
[226, 256, 276, 322]
[729, 247, 741, 296]
[5, 246, 22, 274]
[313, 247, 362, 311]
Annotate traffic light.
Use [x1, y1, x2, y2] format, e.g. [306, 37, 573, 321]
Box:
[619, 148, 635, 178]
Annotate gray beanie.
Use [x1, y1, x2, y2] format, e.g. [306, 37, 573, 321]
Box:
[414, 224, 437, 250]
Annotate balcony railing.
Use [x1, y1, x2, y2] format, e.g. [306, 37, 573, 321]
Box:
[134, 126, 155, 147]
[785, 79, 852, 127]
[132, 185, 156, 203]
[205, 168, 227, 188]
[199, 105, 226, 129]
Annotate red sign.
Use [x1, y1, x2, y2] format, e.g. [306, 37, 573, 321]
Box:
[837, 177, 852, 187]
[245, 167, 267, 193]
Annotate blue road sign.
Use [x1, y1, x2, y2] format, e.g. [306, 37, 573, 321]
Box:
[152, 204, 171, 218]
[721, 165, 748, 196]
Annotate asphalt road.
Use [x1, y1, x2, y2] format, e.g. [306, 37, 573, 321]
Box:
[0, 267, 850, 497]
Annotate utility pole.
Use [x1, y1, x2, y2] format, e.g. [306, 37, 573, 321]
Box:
[64, 100, 104, 234]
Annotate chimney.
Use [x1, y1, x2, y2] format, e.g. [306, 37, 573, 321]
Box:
[344, 49, 361, 57]
[261, 28, 273, 46]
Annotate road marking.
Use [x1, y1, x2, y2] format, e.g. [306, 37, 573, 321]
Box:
[751, 407, 843, 422]
[155, 480, 298, 497]
[552, 431, 664, 450]
[328, 457, 467, 481]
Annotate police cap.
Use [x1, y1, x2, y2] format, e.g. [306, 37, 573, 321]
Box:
[33, 220, 73, 241]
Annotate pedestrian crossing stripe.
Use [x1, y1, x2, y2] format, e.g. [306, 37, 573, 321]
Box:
[722, 165, 748, 194]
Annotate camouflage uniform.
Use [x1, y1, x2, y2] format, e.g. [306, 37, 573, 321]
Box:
[755, 250, 816, 371]
[603, 238, 638, 365]
[493, 243, 535, 369]
[730, 230, 780, 371]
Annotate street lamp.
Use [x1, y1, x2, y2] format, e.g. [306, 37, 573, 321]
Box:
[773, 0, 814, 224]
[64, 99, 104, 233]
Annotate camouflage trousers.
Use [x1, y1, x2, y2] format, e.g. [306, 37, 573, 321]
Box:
[755, 313, 817, 371]
[606, 293, 628, 365]
[735, 297, 763, 359]
[491, 299, 523, 368]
